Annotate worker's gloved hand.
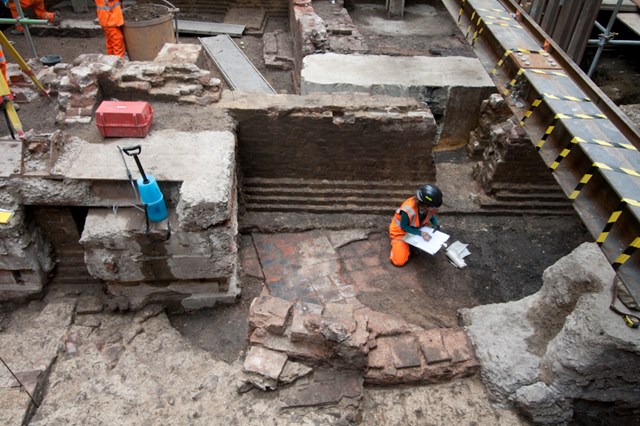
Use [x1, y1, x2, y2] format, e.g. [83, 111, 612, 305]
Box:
[432, 224, 441, 232]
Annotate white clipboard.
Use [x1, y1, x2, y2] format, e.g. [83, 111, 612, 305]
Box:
[402, 227, 450, 255]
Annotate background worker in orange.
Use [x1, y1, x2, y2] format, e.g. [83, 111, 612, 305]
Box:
[7, 0, 55, 34]
[95, 0, 126, 58]
[389, 184, 443, 267]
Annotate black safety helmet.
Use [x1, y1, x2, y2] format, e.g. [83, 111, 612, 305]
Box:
[416, 184, 442, 207]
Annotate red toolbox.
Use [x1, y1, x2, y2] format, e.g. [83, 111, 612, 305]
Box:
[95, 101, 153, 138]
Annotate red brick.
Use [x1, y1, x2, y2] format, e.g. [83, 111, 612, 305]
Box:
[416, 328, 452, 364]
[441, 328, 475, 363]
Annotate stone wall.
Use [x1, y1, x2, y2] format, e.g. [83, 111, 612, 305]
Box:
[471, 94, 559, 193]
[0, 206, 54, 299]
[460, 243, 640, 423]
[37, 44, 222, 125]
[289, 0, 326, 91]
[240, 295, 479, 394]
[81, 207, 240, 312]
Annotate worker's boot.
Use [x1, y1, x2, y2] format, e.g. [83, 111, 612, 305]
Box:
[9, 26, 23, 35]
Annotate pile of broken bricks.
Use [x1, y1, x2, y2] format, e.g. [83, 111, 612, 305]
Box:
[29, 44, 223, 125]
[239, 295, 480, 408]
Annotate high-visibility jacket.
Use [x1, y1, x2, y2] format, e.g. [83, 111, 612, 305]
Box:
[9, 0, 54, 30]
[0, 47, 7, 87]
[96, 0, 123, 28]
[389, 196, 437, 240]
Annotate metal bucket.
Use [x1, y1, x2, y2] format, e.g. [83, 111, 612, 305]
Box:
[122, 4, 176, 61]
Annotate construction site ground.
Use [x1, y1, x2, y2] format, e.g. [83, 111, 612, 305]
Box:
[1, 2, 639, 424]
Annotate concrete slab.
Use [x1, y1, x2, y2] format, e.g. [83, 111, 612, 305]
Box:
[177, 21, 245, 37]
[301, 53, 494, 95]
[54, 129, 235, 182]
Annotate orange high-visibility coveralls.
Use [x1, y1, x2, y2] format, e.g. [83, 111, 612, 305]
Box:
[0, 46, 7, 87]
[9, 0, 55, 31]
[95, 0, 126, 58]
[388, 196, 437, 267]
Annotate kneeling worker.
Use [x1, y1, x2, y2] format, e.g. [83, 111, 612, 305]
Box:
[389, 184, 443, 267]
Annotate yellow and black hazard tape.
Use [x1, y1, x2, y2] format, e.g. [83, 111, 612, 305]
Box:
[477, 7, 507, 13]
[465, 11, 480, 39]
[457, 0, 466, 24]
[530, 69, 568, 77]
[570, 162, 640, 200]
[536, 113, 608, 150]
[483, 15, 514, 22]
[597, 198, 640, 245]
[491, 48, 550, 75]
[613, 237, 640, 270]
[550, 136, 637, 170]
[503, 69, 569, 97]
[484, 21, 523, 29]
[520, 94, 591, 125]
[502, 68, 524, 95]
[472, 24, 484, 46]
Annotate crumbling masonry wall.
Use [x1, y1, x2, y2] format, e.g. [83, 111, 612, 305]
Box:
[471, 94, 560, 193]
[222, 93, 437, 183]
[461, 243, 640, 423]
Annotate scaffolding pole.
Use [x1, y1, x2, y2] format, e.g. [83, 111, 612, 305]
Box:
[586, 0, 640, 77]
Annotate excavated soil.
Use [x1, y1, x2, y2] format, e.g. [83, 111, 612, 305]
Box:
[122, 4, 172, 22]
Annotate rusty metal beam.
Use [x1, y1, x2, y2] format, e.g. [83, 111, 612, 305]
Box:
[442, 0, 640, 302]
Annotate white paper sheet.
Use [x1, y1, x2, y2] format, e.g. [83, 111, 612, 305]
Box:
[402, 227, 450, 255]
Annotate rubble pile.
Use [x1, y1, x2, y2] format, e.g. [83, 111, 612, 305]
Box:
[34, 44, 223, 125]
[470, 95, 558, 194]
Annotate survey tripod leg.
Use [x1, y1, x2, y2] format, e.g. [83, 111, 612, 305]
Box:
[0, 30, 50, 97]
[0, 69, 23, 139]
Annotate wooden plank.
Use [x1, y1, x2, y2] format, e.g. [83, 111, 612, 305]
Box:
[618, 12, 640, 36]
[540, 0, 562, 34]
[551, 0, 584, 50]
[567, 0, 603, 63]
[529, 0, 548, 22]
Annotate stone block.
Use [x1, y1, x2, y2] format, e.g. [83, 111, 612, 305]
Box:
[356, 308, 414, 337]
[249, 295, 293, 335]
[279, 360, 313, 384]
[154, 43, 207, 69]
[243, 346, 288, 380]
[290, 301, 324, 342]
[177, 176, 235, 231]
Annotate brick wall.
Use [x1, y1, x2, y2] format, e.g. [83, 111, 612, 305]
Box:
[231, 97, 437, 183]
